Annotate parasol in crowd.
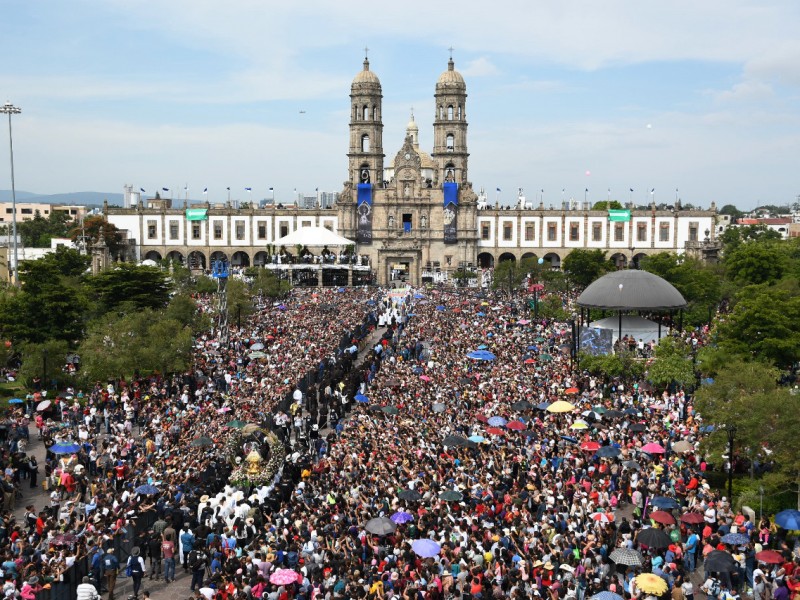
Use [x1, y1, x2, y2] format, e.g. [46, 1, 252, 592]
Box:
[755, 550, 784, 564]
[397, 489, 422, 502]
[365, 517, 397, 536]
[50, 442, 81, 455]
[635, 573, 668, 595]
[609, 548, 644, 567]
[390, 511, 414, 524]
[411, 539, 441, 558]
[37, 400, 51, 412]
[190, 436, 214, 448]
[650, 510, 676, 525]
[636, 528, 671, 549]
[134, 484, 160, 496]
[547, 400, 575, 413]
[672, 440, 694, 453]
[774, 509, 800, 530]
[680, 512, 706, 524]
[704, 550, 738, 572]
[269, 568, 301, 586]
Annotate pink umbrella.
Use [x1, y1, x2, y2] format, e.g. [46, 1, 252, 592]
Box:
[270, 568, 300, 586]
[420, 375, 431, 382]
[641, 442, 666, 454]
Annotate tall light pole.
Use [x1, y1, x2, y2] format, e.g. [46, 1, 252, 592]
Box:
[725, 423, 737, 503]
[0, 102, 21, 286]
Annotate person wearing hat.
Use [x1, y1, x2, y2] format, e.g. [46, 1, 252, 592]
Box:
[126, 547, 146, 598]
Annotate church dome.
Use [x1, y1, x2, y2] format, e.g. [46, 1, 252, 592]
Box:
[436, 58, 465, 89]
[352, 58, 381, 87]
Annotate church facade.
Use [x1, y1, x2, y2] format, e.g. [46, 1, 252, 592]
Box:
[335, 56, 479, 286]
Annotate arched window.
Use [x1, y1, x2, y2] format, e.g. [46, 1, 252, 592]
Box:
[373, 105, 378, 120]
[439, 105, 444, 119]
[457, 105, 462, 120]
[446, 134, 454, 152]
[447, 105, 454, 120]
[361, 134, 370, 152]
[353, 104, 358, 121]
[363, 105, 369, 120]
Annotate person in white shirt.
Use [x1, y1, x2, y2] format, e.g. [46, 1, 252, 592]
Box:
[76, 575, 99, 600]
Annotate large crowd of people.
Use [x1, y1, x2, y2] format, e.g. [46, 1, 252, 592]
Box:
[0, 284, 798, 600]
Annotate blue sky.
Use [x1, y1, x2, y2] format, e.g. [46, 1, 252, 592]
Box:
[1, 0, 798, 209]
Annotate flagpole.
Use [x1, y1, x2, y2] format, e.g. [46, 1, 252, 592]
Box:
[227, 188, 231, 203]
[185, 184, 188, 202]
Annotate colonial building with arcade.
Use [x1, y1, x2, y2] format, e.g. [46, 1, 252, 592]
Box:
[105, 57, 719, 286]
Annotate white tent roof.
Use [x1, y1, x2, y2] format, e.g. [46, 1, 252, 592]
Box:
[273, 226, 355, 247]
[588, 315, 669, 344]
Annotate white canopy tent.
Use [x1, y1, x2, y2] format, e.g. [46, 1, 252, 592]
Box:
[588, 315, 668, 345]
[273, 226, 355, 247]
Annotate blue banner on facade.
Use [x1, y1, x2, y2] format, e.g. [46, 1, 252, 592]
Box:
[443, 182, 458, 244]
[357, 183, 373, 244]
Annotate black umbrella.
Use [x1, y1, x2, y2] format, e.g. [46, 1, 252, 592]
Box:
[623, 460, 641, 470]
[650, 496, 681, 510]
[439, 490, 463, 502]
[443, 435, 477, 449]
[605, 410, 624, 419]
[398, 489, 422, 501]
[511, 400, 533, 411]
[459, 378, 472, 385]
[705, 550, 738, 572]
[636, 528, 671, 549]
[629, 423, 647, 432]
[190, 436, 214, 447]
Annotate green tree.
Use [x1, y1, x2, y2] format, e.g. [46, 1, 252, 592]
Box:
[0, 249, 91, 344]
[165, 294, 211, 334]
[646, 336, 696, 389]
[536, 294, 569, 320]
[492, 257, 540, 293]
[18, 211, 73, 247]
[578, 350, 644, 383]
[718, 204, 743, 219]
[17, 339, 72, 390]
[251, 269, 292, 298]
[694, 361, 800, 503]
[592, 201, 623, 210]
[226, 278, 254, 323]
[720, 225, 782, 253]
[716, 283, 800, 367]
[563, 249, 612, 288]
[724, 241, 788, 286]
[87, 263, 171, 313]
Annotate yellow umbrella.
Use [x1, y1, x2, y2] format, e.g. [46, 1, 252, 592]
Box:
[570, 420, 589, 430]
[635, 573, 668, 596]
[547, 400, 575, 413]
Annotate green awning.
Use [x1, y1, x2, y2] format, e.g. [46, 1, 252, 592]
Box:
[608, 209, 631, 222]
[185, 208, 208, 221]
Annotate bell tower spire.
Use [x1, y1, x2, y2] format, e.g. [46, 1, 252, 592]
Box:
[432, 53, 468, 186]
[348, 54, 384, 187]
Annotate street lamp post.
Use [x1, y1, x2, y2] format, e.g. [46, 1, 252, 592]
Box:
[725, 424, 737, 502]
[0, 102, 21, 286]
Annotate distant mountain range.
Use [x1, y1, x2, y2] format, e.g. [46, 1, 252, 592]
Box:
[0, 190, 123, 206]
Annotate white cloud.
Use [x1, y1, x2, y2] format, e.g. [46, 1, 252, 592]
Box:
[461, 57, 499, 77]
[713, 80, 774, 103]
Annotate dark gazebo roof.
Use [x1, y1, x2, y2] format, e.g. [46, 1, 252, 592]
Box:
[577, 270, 687, 311]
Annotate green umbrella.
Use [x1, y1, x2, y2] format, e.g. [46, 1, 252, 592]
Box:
[226, 419, 247, 429]
[535, 337, 546, 343]
[592, 406, 607, 414]
[539, 354, 553, 362]
[248, 351, 267, 359]
[381, 406, 400, 415]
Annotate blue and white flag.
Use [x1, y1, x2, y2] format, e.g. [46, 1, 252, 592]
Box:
[226, 187, 231, 191]
[140, 188, 145, 193]
[203, 188, 208, 194]
[269, 187, 274, 191]
[162, 187, 169, 192]
[630, 188, 634, 192]
[496, 187, 501, 192]
[184, 185, 188, 191]
[650, 188, 655, 193]
[245, 187, 252, 191]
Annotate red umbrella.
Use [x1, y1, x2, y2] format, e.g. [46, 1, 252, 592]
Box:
[680, 512, 706, 524]
[565, 387, 580, 394]
[650, 510, 676, 525]
[475, 414, 489, 423]
[485, 427, 505, 435]
[755, 550, 784, 564]
[580, 441, 601, 452]
[506, 420, 526, 431]
[524, 358, 535, 364]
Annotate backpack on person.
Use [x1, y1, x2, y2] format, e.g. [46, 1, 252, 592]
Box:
[127, 556, 143, 576]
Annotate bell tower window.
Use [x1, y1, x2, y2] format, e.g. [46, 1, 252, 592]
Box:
[457, 105, 462, 120]
[447, 105, 454, 120]
[361, 134, 370, 152]
[363, 105, 369, 120]
[439, 105, 444, 119]
[373, 105, 378, 120]
[446, 134, 454, 152]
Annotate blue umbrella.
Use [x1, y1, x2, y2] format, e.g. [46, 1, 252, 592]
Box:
[414, 293, 425, 299]
[537, 402, 551, 411]
[720, 532, 750, 545]
[701, 425, 716, 433]
[591, 593, 624, 600]
[411, 538, 441, 558]
[8, 398, 23, 404]
[467, 350, 496, 361]
[366, 300, 376, 305]
[774, 509, 800, 530]
[135, 484, 160, 496]
[488, 416, 507, 427]
[596, 446, 621, 458]
[50, 442, 81, 455]
[477, 312, 486, 316]
[526, 345, 538, 350]
[354, 394, 369, 403]
[468, 435, 486, 443]
[650, 496, 681, 510]
[477, 344, 488, 350]
[391, 511, 414, 524]
[337, 287, 346, 292]
[435, 305, 446, 311]
[560, 435, 578, 443]
[702, 377, 715, 385]
[412, 366, 423, 374]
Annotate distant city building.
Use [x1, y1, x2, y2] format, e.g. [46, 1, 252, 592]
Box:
[0, 202, 87, 224]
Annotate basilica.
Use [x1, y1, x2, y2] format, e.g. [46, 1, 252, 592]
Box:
[105, 56, 719, 286]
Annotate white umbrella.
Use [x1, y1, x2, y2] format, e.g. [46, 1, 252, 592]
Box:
[36, 400, 51, 411]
